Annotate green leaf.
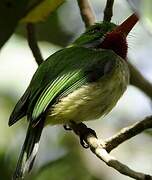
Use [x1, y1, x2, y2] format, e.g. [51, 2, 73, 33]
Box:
[16, 11, 73, 47]
[0, 0, 30, 49]
[21, 0, 65, 23]
[0, 0, 64, 49]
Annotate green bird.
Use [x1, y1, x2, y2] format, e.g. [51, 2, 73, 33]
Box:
[9, 13, 138, 179]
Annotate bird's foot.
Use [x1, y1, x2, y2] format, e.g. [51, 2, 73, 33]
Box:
[69, 121, 97, 149]
[79, 126, 97, 148]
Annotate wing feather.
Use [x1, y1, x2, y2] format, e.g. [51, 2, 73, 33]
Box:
[32, 70, 84, 122]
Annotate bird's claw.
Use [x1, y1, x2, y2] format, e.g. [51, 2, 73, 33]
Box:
[80, 136, 89, 148]
[64, 122, 97, 149]
[79, 126, 97, 149]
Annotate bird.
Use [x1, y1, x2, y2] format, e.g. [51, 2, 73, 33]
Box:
[9, 13, 138, 179]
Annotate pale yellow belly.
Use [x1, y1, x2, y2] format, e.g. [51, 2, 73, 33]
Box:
[46, 59, 129, 125]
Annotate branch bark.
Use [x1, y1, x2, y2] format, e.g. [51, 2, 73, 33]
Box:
[128, 62, 152, 100]
[103, 0, 114, 22]
[27, 23, 43, 65]
[77, 0, 95, 27]
[104, 116, 152, 152]
[69, 120, 152, 180]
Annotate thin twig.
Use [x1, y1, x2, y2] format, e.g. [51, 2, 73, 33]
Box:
[26, 23, 43, 65]
[69, 122, 152, 180]
[103, 0, 114, 22]
[87, 137, 152, 180]
[128, 62, 152, 100]
[77, 0, 96, 27]
[104, 116, 152, 152]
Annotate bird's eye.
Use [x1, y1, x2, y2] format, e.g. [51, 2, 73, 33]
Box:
[87, 26, 101, 34]
[94, 27, 101, 32]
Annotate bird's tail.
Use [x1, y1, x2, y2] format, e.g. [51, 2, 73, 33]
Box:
[13, 119, 45, 180]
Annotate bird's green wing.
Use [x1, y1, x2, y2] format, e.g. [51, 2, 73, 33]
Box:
[31, 70, 87, 123]
[9, 88, 30, 126]
[28, 47, 117, 125]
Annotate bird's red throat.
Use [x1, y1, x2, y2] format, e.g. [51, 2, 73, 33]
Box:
[101, 32, 128, 59]
[100, 13, 139, 59]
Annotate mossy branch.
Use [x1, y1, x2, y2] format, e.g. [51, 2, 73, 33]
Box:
[69, 118, 152, 180]
[77, 0, 95, 27]
[26, 23, 43, 65]
[103, 0, 114, 22]
[128, 62, 152, 100]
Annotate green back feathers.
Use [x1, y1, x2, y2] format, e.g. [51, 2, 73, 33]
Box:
[73, 22, 117, 46]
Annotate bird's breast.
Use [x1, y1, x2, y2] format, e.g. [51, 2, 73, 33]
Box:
[46, 58, 129, 125]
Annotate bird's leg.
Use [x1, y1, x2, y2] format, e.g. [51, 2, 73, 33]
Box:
[69, 121, 97, 148]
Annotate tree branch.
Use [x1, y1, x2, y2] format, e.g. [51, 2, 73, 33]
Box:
[77, 0, 96, 27]
[68, 117, 152, 180]
[87, 137, 152, 180]
[26, 23, 43, 65]
[104, 116, 152, 152]
[128, 62, 152, 100]
[103, 0, 114, 22]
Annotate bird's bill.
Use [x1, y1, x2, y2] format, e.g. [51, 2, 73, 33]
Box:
[113, 13, 139, 37]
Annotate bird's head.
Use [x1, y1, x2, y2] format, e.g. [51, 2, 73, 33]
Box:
[73, 14, 138, 59]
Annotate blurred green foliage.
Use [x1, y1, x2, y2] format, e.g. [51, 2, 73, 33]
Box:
[0, 0, 65, 49]
[16, 12, 74, 47]
[34, 153, 99, 180]
[31, 135, 101, 180]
